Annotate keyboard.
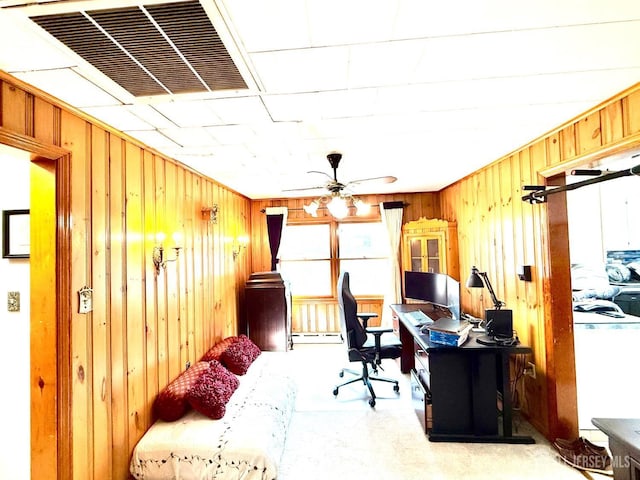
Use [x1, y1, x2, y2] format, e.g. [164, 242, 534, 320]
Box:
[406, 310, 432, 326]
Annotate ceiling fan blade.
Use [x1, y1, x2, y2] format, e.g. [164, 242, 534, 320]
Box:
[346, 175, 397, 187]
[281, 184, 327, 193]
[307, 170, 333, 180]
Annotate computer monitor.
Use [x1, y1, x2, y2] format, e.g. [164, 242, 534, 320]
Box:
[404, 271, 460, 319]
[446, 275, 460, 320]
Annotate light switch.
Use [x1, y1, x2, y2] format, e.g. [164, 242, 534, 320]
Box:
[8, 291, 20, 312]
[78, 286, 93, 314]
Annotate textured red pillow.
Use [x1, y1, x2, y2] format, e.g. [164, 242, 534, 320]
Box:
[201, 336, 239, 362]
[219, 335, 261, 375]
[187, 360, 240, 419]
[154, 361, 210, 422]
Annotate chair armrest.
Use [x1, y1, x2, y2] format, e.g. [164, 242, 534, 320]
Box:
[357, 312, 378, 329]
[365, 327, 393, 335]
[365, 327, 393, 357]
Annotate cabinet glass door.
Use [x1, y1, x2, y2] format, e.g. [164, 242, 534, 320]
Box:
[410, 239, 423, 271]
[408, 236, 442, 273]
[426, 238, 441, 273]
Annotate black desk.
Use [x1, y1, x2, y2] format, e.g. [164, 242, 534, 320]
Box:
[391, 303, 534, 444]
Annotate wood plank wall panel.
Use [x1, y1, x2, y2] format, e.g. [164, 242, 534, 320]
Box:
[109, 135, 128, 480]
[0, 72, 251, 480]
[61, 110, 93, 480]
[142, 150, 159, 448]
[250, 192, 440, 333]
[90, 127, 111, 479]
[439, 82, 640, 440]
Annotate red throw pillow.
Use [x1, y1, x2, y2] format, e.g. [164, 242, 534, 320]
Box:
[201, 336, 239, 362]
[219, 335, 261, 375]
[154, 361, 211, 422]
[187, 360, 240, 419]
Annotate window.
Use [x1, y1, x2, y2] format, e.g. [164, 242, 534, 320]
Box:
[279, 224, 331, 296]
[338, 222, 389, 296]
[279, 221, 389, 297]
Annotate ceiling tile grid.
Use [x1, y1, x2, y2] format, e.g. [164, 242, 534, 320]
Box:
[1, 0, 639, 198]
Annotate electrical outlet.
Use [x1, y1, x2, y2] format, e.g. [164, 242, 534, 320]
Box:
[525, 361, 536, 379]
[8, 291, 20, 312]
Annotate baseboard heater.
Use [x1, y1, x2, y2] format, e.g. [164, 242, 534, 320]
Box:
[291, 333, 341, 343]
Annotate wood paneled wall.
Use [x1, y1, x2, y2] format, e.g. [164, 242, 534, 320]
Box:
[439, 82, 640, 440]
[251, 193, 441, 333]
[1, 71, 251, 480]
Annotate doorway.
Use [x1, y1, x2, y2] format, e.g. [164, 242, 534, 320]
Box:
[0, 130, 73, 480]
[565, 151, 640, 435]
[0, 144, 31, 479]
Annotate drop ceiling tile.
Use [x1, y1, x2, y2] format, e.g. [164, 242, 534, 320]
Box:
[153, 100, 223, 128]
[250, 47, 350, 93]
[125, 130, 181, 151]
[12, 68, 120, 107]
[306, 0, 397, 46]
[0, 11, 73, 71]
[204, 96, 271, 124]
[82, 105, 154, 131]
[412, 21, 640, 84]
[205, 124, 257, 144]
[126, 105, 177, 130]
[393, 0, 640, 39]
[347, 40, 423, 89]
[222, 0, 310, 52]
[159, 127, 218, 148]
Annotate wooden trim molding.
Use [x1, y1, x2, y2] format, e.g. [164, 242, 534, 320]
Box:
[0, 126, 68, 160]
[538, 132, 640, 179]
[1, 128, 72, 480]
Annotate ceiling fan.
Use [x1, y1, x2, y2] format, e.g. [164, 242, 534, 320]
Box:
[285, 152, 397, 218]
[285, 152, 397, 195]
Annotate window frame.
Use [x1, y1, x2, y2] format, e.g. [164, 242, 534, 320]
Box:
[280, 216, 387, 299]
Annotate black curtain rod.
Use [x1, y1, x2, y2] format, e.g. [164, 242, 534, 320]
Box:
[522, 164, 640, 204]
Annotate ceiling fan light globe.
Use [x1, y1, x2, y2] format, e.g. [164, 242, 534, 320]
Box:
[327, 196, 348, 218]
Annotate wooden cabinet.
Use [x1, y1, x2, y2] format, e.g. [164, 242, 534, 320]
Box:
[244, 271, 293, 351]
[402, 218, 458, 279]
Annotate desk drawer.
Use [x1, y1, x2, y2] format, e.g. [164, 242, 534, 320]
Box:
[414, 342, 430, 372]
[411, 369, 432, 433]
[414, 343, 430, 390]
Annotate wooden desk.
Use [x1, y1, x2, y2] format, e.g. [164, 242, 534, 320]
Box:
[391, 303, 534, 444]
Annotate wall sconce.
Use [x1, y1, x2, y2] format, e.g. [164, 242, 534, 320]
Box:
[201, 204, 218, 224]
[153, 233, 182, 275]
[232, 235, 249, 261]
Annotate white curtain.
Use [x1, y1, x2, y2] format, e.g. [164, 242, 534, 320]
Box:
[380, 202, 404, 327]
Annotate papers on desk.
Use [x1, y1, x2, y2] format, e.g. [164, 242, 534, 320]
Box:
[426, 318, 472, 346]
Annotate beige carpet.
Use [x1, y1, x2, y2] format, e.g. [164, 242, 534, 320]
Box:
[277, 343, 599, 480]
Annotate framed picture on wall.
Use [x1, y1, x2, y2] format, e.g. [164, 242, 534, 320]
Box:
[2, 209, 30, 258]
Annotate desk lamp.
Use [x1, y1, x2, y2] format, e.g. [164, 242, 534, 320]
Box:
[466, 266, 512, 338]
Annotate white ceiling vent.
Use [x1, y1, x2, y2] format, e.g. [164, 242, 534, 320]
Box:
[30, 0, 248, 97]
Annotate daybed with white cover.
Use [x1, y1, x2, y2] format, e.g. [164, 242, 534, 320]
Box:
[130, 337, 296, 480]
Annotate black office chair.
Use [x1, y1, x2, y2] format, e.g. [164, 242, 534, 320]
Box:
[333, 271, 402, 407]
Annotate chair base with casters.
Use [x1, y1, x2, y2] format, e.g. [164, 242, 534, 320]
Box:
[333, 350, 400, 407]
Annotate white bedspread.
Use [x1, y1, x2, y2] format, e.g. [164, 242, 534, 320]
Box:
[130, 352, 297, 480]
